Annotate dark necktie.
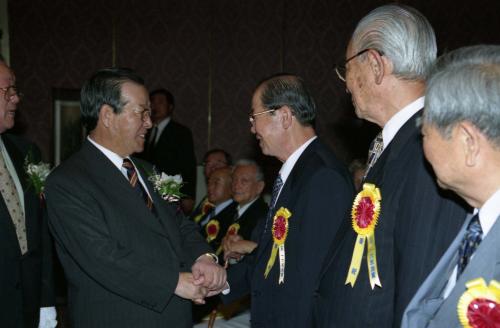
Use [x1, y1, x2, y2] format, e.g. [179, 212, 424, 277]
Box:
[363, 132, 383, 180]
[122, 159, 153, 210]
[457, 213, 482, 278]
[146, 126, 158, 156]
[263, 174, 283, 234]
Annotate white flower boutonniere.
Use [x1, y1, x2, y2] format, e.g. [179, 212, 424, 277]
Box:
[148, 172, 185, 202]
[24, 157, 51, 195]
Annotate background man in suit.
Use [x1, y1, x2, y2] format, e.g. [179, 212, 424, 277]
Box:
[315, 5, 468, 327]
[223, 74, 354, 327]
[402, 45, 500, 327]
[0, 56, 56, 327]
[45, 68, 226, 328]
[143, 88, 197, 214]
[190, 149, 232, 223]
[229, 159, 267, 242]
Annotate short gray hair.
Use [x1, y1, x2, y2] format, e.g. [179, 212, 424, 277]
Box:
[424, 45, 500, 147]
[351, 4, 436, 81]
[233, 159, 264, 181]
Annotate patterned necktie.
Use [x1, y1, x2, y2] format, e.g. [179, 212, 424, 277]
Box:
[457, 214, 482, 278]
[263, 174, 283, 234]
[0, 152, 28, 254]
[122, 159, 153, 210]
[363, 132, 384, 180]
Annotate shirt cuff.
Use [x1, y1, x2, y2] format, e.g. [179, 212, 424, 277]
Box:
[222, 282, 231, 295]
[39, 307, 57, 328]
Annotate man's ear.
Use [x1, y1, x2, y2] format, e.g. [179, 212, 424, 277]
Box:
[368, 50, 389, 85]
[99, 104, 115, 128]
[256, 181, 265, 195]
[280, 106, 294, 129]
[458, 121, 481, 167]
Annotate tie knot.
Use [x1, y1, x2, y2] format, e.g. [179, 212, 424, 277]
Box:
[122, 158, 134, 170]
[467, 213, 482, 235]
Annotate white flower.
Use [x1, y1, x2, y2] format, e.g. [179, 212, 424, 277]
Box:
[148, 171, 184, 202]
[24, 159, 51, 194]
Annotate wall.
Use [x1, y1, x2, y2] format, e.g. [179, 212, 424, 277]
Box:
[7, 0, 500, 169]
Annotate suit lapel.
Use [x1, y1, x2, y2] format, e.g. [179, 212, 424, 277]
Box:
[433, 214, 500, 324]
[256, 140, 317, 262]
[81, 142, 169, 239]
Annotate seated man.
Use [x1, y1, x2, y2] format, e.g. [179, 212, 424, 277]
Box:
[191, 149, 232, 223]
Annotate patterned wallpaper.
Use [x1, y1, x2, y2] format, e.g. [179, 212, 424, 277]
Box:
[7, 0, 500, 170]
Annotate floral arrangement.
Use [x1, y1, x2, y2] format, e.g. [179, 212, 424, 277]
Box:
[148, 172, 184, 202]
[24, 157, 51, 195]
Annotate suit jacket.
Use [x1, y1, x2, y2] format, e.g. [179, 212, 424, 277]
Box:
[402, 213, 500, 327]
[224, 139, 354, 327]
[314, 113, 468, 328]
[235, 197, 268, 241]
[45, 140, 211, 328]
[145, 120, 197, 199]
[200, 201, 238, 255]
[0, 134, 54, 328]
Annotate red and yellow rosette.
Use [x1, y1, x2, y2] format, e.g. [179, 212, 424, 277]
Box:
[457, 278, 500, 327]
[205, 220, 220, 242]
[345, 183, 382, 289]
[194, 200, 215, 223]
[216, 223, 241, 255]
[264, 207, 292, 284]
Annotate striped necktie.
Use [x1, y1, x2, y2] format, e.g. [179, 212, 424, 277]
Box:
[122, 159, 153, 211]
[263, 174, 283, 234]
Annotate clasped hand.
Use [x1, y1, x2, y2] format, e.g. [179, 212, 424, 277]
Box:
[174, 256, 227, 304]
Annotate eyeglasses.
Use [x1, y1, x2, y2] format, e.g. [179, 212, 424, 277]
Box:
[132, 107, 152, 121]
[0, 85, 23, 101]
[334, 49, 384, 82]
[248, 107, 283, 124]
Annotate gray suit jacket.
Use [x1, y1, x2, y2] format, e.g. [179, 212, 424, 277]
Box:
[402, 213, 500, 328]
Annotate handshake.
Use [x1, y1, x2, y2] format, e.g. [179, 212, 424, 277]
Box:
[174, 254, 228, 304]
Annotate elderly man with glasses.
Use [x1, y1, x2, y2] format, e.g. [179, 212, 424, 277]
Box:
[221, 73, 354, 327]
[0, 56, 56, 327]
[314, 4, 468, 328]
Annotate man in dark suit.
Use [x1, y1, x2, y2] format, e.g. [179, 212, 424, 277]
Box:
[45, 68, 226, 328]
[190, 149, 232, 224]
[314, 5, 468, 327]
[143, 88, 197, 214]
[402, 45, 500, 328]
[229, 159, 267, 242]
[0, 57, 56, 328]
[222, 74, 354, 327]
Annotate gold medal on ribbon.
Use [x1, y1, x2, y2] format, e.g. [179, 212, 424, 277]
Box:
[345, 183, 382, 289]
[216, 223, 240, 255]
[457, 278, 500, 328]
[205, 219, 220, 242]
[264, 207, 291, 284]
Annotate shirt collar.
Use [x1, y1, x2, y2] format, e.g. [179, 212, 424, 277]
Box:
[382, 97, 424, 149]
[478, 188, 500, 237]
[88, 136, 126, 170]
[214, 198, 233, 216]
[237, 197, 259, 217]
[279, 136, 317, 185]
[156, 116, 171, 134]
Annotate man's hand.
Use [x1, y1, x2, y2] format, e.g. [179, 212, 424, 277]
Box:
[223, 234, 258, 260]
[174, 272, 208, 302]
[192, 254, 227, 291]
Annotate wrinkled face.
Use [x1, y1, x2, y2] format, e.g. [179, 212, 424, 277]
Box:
[0, 63, 20, 133]
[422, 122, 460, 191]
[108, 82, 152, 157]
[207, 168, 232, 205]
[204, 152, 228, 179]
[150, 93, 172, 124]
[250, 87, 283, 157]
[345, 42, 375, 121]
[232, 165, 264, 205]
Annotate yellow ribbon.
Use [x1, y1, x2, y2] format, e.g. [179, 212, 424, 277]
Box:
[205, 219, 220, 242]
[345, 183, 382, 289]
[264, 207, 291, 283]
[215, 223, 240, 256]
